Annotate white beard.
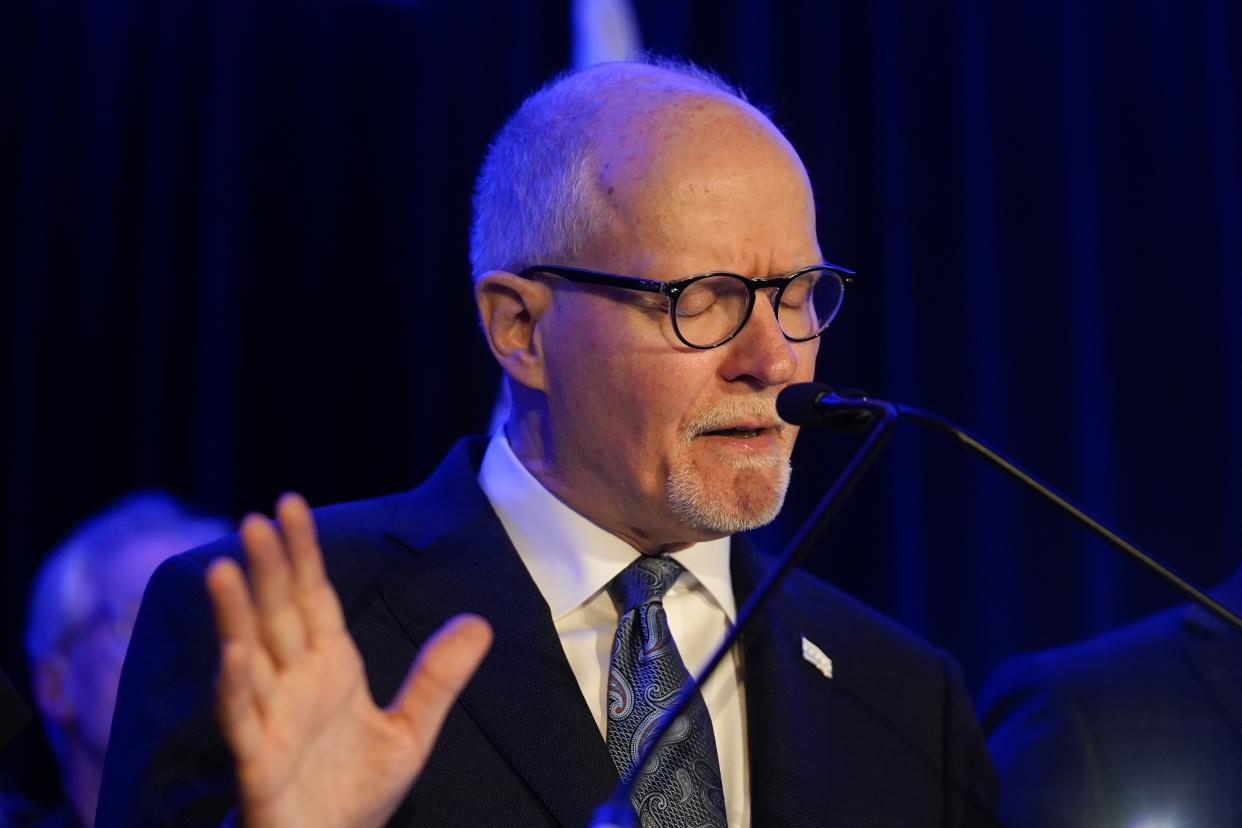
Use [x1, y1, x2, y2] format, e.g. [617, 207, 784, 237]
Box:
[664, 394, 793, 534]
[665, 453, 791, 534]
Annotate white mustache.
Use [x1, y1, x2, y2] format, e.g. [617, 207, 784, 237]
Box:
[679, 396, 785, 445]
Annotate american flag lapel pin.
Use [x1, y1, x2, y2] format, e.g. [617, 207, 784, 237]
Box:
[801, 636, 833, 679]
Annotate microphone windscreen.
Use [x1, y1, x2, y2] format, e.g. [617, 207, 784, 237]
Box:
[777, 382, 835, 426]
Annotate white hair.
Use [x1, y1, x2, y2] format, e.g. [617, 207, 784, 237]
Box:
[25, 492, 230, 663]
[468, 56, 753, 279]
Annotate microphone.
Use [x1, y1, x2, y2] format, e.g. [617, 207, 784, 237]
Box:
[776, 382, 893, 432]
[780, 382, 1242, 634]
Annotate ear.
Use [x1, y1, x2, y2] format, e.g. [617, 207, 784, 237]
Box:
[475, 270, 553, 392]
[32, 655, 74, 725]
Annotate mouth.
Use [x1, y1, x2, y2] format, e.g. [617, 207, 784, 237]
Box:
[680, 397, 786, 452]
[696, 422, 780, 441]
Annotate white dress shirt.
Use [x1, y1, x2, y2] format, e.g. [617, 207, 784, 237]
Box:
[479, 430, 751, 827]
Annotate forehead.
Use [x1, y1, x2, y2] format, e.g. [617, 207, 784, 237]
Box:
[594, 87, 803, 198]
[584, 85, 819, 276]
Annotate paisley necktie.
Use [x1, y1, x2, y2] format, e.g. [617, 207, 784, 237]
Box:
[605, 555, 728, 827]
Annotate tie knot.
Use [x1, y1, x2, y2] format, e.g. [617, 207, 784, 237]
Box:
[606, 556, 685, 615]
[608, 555, 684, 614]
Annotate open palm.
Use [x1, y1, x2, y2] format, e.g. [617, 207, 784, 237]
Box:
[205, 494, 492, 828]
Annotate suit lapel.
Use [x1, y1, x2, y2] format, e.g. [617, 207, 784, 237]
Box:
[732, 537, 836, 826]
[1183, 569, 1242, 742]
[379, 439, 618, 827]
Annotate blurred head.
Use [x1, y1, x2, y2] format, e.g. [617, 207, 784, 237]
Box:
[473, 60, 826, 551]
[25, 492, 229, 824]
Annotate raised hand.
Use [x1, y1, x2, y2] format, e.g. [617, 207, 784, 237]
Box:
[205, 493, 492, 828]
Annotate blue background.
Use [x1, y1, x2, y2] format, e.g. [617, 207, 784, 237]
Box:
[4, 0, 1241, 799]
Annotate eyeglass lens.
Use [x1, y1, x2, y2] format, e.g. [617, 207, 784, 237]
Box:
[673, 267, 844, 347]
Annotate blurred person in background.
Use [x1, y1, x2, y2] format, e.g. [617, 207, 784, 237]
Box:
[13, 493, 229, 828]
[980, 564, 1242, 827]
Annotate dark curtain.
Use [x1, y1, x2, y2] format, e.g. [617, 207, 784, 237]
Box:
[4, 0, 1241, 798]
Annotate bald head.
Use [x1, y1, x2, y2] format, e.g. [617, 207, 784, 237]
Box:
[469, 60, 813, 280]
[589, 77, 816, 278]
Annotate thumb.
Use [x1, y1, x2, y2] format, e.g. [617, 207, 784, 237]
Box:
[387, 614, 492, 750]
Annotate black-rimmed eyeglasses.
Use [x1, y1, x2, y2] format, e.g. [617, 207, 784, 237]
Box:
[517, 263, 856, 350]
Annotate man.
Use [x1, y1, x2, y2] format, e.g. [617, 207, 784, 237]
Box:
[19, 493, 229, 828]
[99, 60, 997, 827]
[980, 565, 1242, 827]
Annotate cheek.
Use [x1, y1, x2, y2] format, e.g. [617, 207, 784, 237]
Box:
[544, 298, 722, 468]
[609, 348, 715, 430]
[549, 302, 689, 419]
[583, 360, 680, 468]
[616, 364, 678, 411]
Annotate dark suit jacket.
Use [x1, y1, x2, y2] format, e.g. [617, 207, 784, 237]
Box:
[980, 573, 1242, 828]
[98, 438, 996, 827]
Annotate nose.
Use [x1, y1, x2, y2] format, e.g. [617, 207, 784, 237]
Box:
[717, 290, 799, 387]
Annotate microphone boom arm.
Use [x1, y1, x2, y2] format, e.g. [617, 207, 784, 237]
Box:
[592, 382, 1242, 826]
[896, 403, 1242, 634]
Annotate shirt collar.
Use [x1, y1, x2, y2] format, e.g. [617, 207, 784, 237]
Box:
[478, 429, 735, 622]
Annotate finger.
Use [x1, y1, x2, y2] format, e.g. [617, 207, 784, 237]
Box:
[240, 512, 308, 667]
[206, 557, 259, 647]
[215, 639, 264, 763]
[275, 492, 346, 638]
[388, 615, 492, 754]
[206, 558, 278, 707]
[276, 492, 324, 590]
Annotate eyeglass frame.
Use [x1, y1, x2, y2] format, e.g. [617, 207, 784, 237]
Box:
[516, 262, 857, 350]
